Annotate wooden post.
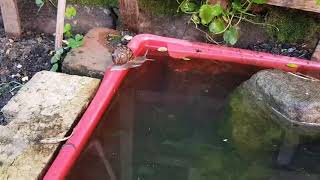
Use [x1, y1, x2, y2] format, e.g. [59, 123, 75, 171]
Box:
[119, 0, 140, 32]
[0, 0, 21, 37]
[266, 0, 320, 13]
[55, 0, 66, 50]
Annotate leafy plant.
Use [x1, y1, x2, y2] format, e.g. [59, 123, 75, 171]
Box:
[35, 0, 44, 8]
[50, 47, 68, 72]
[177, 0, 276, 45]
[50, 6, 84, 72]
[65, 6, 77, 19]
[65, 34, 84, 49]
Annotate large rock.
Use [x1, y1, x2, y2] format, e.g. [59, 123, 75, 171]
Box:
[0, 71, 100, 179]
[62, 28, 118, 78]
[228, 69, 320, 164]
[241, 69, 320, 134]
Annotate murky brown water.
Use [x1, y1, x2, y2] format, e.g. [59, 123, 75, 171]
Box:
[66, 58, 320, 180]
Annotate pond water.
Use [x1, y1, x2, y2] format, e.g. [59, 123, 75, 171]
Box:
[67, 57, 320, 180]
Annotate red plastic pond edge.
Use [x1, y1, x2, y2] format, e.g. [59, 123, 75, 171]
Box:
[44, 34, 320, 180]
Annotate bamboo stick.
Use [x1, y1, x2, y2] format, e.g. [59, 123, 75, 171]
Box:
[55, 0, 66, 50]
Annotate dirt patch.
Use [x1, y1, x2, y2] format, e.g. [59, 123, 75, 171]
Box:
[248, 42, 312, 59]
[0, 27, 54, 113]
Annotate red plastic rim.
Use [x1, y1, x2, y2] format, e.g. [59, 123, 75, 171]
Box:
[44, 34, 320, 180]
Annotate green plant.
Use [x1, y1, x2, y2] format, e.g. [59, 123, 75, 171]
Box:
[177, 0, 275, 45]
[50, 47, 69, 72]
[50, 6, 84, 72]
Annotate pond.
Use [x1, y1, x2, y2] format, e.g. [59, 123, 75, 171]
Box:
[66, 57, 320, 180]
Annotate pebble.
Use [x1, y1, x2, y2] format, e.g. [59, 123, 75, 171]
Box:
[16, 64, 22, 69]
[122, 35, 133, 41]
[22, 76, 29, 82]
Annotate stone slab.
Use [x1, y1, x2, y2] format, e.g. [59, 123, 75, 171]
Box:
[0, 71, 100, 179]
[62, 28, 119, 79]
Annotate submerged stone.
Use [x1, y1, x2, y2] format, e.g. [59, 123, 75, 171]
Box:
[228, 69, 320, 164]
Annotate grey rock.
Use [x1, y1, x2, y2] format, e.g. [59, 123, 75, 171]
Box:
[230, 69, 320, 166]
[244, 69, 320, 135]
[0, 71, 100, 179]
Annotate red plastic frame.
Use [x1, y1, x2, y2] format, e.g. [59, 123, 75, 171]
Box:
[44, 34, 320, 179]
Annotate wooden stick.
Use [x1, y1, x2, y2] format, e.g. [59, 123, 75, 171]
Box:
[0, 0, 22, 37]
[55, 0, 66, 50]
[266, 0, 320, 13]
[119, 0, 140, 32]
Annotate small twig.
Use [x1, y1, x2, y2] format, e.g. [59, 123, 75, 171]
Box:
[40, 130, 74, 144]
[215, 14, 234, 35]
[287, 72, 320, 82]
[234, 16, 279, 32]
[189, 17, 221, 44]
[9, 85, 22, 92]
[234, 14, 243, 27]
[48, 0, 57, 8]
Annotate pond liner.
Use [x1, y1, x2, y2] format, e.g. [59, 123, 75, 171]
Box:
[44, 34, 320, 179]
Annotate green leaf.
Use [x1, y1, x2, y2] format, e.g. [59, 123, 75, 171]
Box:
[35, 0, 44, 7]
[64, 23, 72, 33]
[211, 4, 223, 16]
[180, 2, 198, 13]
[209, 19, 225, 34]
[50, 64, 59, 72]
[74, 34, 84, 41]
[286, 63, 298, 68]
[252, 0, 267, 4]
[199, 5, 215, 25]
[65, 7, 77, 19]
[50, 55, 60, 64]
[56, 48, 65, 55]
[199, 4, 223, 25]
[64, 31, 73, 38]
[223, 27, 239, 45]
[317, 0, 320, 5]
[67, 38, 84, 49]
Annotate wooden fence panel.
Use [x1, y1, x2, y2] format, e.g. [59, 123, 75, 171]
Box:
[0, 0, 21, 37]
[267, 0, 320, 13]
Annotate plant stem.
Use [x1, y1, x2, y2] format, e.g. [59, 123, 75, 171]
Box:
[234, 16, 279, 31]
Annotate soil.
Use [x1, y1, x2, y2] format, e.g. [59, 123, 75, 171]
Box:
[0, 27, 54, 123]
[249, 42, 312, 59]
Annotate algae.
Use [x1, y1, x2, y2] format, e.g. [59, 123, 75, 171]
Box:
[266, 8, 320, 43]
[228, 86, 283, 160]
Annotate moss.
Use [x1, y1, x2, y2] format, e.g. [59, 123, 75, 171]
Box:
[138, 0, 179, 16]
[266, 8, 320, 44]
[228, 87, 283, 160]
[67, 0, 118, 7]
